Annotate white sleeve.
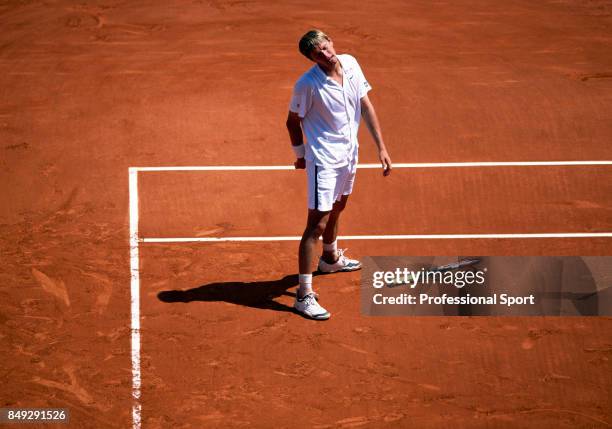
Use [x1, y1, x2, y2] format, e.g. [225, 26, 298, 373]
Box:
[288, 79, 312, 118]
[352, 57, 371, 98]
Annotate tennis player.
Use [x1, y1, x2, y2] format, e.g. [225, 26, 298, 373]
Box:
[286, 29, 392, 320]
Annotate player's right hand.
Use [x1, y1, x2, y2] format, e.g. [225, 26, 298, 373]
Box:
[294, 158, 306, 169]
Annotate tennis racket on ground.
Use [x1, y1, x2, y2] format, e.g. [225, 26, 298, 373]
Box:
[427, 258, 481, 272]
[386, 258, 481, 287]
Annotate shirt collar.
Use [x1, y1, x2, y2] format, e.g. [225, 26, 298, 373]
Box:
[311, 56, 346, 84]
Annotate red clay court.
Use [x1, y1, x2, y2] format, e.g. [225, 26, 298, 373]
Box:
[1, 1, 611, 428]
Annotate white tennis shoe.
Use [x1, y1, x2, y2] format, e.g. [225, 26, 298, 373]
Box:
[294, 293, 330, 320]
[318, 248, 362, 273]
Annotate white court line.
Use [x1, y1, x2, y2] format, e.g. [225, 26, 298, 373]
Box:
[141, 233, 612, 243]
[133, 160, 612, 171]
[129, 160, 612, 429]
[128, 168, 142, 429]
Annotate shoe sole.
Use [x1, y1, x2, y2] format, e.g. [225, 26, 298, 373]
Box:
[293, 307, 331, 320]
[317, 264, 362, 274]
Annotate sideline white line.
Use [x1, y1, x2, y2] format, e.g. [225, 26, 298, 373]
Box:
[133, 160, 612, 172]
[128, 168, 142, 429]
[141, 232, 612, 243]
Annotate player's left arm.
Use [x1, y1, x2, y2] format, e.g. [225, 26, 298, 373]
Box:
[361, 94, 392, 176]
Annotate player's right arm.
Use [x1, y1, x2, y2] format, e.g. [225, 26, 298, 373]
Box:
[286, 111, 306, 169]
[287, 78, 312, 169]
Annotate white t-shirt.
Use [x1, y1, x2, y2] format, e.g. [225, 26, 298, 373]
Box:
[289, 54, 371, 167]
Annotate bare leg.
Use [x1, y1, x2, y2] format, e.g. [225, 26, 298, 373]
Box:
[321, 195, 349, 263]
[298, 209, 331, 295]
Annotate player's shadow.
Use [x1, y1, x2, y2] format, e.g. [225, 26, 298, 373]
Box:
[157, 273, 324, 313]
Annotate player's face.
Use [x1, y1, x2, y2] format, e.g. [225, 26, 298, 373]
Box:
[309, 39, 338, 68]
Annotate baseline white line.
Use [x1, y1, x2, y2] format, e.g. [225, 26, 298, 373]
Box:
[133, 160, 612, 172]
[141, 232, 612, 243]
[128, 168, 142, 429]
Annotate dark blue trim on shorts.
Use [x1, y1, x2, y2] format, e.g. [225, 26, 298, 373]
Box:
[314, 165, 319, 210]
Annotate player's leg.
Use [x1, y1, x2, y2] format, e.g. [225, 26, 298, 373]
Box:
[294, 162, 336, 320]
[298, 208, 331, 285]
[299, 161, 336, 285]
[321, 195, 349, 263]
[317, 160, 361, 273]
[295, 209, 332, 320]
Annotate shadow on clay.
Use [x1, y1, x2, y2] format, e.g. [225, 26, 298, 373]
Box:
[156, 272, 328, 313]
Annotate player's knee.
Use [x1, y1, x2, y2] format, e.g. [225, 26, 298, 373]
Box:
[305, 219, 327, 239]
[334, 196, 349, 212]
[312, 222, 327, 239]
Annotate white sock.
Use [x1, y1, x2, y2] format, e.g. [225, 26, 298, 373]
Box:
[298, 274, 313, 297]
[323, 240, 337, 254]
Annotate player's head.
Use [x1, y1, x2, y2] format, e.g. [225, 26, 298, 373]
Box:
[298, 29, 337, 66]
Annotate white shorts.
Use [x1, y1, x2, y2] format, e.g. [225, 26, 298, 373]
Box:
[306, 159, 357, 212]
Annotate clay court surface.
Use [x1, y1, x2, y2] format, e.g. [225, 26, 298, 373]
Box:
[1, 1, 612, 428]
